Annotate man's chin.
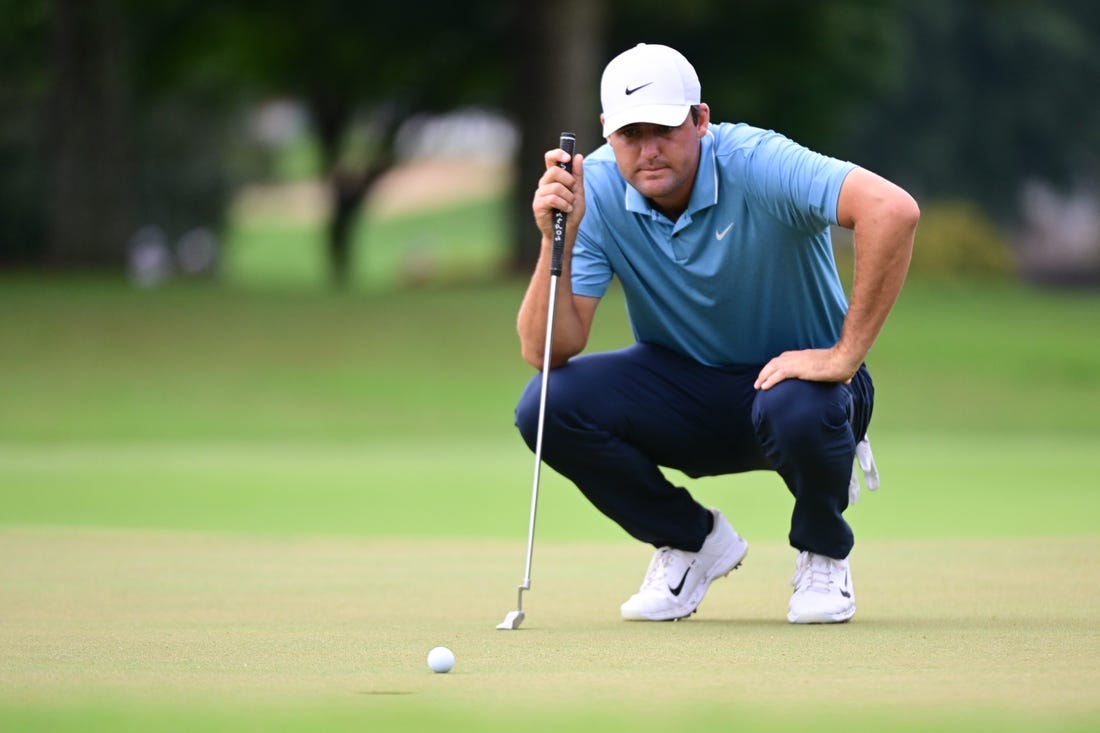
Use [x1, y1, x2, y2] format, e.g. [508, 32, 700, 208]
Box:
[632, 174, 672, 197]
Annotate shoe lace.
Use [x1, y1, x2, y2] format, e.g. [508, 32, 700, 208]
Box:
[640, 548, 676, 591]
[791, 552, 837, 594]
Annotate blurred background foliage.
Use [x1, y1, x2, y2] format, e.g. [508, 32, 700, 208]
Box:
[1, 0, 1098, 287]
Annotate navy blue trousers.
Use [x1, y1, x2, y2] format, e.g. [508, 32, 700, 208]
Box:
[515, 343, 874, 559]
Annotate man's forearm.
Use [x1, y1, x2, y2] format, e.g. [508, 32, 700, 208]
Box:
[517, 238, 588, 370]
[837, 202, 918, 367]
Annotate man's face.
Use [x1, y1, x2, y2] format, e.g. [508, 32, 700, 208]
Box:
[604, 104, 709, 217]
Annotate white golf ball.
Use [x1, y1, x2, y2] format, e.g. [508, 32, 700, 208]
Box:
[427, 646, 455, 674]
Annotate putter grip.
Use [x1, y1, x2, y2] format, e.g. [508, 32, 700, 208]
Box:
[550, 132, 576, 277]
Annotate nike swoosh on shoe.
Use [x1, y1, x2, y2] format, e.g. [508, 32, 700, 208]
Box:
[668, 566, 691, 596]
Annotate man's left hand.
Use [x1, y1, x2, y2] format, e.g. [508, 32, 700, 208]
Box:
[753, 348, 861, 390]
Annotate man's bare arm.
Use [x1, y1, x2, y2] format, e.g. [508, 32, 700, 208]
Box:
[517, 148, 598, 369]
[754, 167, 919, 390]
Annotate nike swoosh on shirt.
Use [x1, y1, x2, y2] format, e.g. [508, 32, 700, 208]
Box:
[715, 222, 734, 240]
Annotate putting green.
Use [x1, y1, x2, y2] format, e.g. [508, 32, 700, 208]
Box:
[2, 277, 1097, 731]
[2, 528, 1097, 731]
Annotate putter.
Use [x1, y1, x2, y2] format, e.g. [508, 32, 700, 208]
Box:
[498, 131, 576, 631]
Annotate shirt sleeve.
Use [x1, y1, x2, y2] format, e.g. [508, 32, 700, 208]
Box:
[569, 202, 613, 299]
[741, 130, 855, 232]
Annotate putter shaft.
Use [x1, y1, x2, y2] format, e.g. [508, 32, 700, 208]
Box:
[498, 132, 574, 631]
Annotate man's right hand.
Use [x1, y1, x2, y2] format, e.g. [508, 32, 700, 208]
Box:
[532, 148, 585, 246]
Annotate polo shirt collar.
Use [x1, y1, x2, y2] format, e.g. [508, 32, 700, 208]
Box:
[623, 128, 719, 220]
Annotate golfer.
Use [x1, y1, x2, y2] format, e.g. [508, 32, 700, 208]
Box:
[515, 43, 919, 624]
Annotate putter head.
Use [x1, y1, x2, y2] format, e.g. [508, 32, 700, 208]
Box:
[496, 609, 525, 630]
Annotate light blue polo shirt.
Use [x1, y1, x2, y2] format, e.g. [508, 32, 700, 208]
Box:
[573, 122, 856, 368]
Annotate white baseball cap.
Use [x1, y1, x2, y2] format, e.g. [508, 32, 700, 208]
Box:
[600, 43, 701, 137]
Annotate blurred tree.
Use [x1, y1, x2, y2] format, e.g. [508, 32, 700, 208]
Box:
[839, 0, 1100, 223]
[1, 1, 252, 269]
[122, 2, 252, 268]
[126, 0, 603, 281]
[5, 0, 1096, 283]
[46, 0, 132, 266]
[160, 0, 510, 287]
[1, 0, 509, 279]
[3, 0, 910, 275]
[0, 1, 50, 263]
[606, 0, 906, 153]
[508, 0, 605, 272]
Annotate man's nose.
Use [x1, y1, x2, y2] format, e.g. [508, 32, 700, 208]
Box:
[639, 132, 660, 157]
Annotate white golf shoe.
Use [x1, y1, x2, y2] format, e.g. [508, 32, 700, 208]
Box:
[620, 510, 748, 621]
[787, 551, 856, 624]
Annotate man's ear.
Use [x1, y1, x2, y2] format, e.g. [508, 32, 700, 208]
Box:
[696, 104, 711, 136]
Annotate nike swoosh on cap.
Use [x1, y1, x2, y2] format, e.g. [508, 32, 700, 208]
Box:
[625, 82, 654, 95]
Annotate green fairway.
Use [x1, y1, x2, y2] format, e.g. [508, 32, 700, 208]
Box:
[0, 431, 1098, 541]
[224, 195, 510, 291]
[2, 275, 1099, 731]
